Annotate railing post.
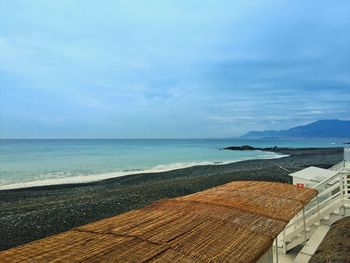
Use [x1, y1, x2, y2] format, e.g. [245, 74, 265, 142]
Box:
[343, 172, 349, 199]
[303, 208, 307, 244]
[282, 229, 286, 254]
[316, 195, 321, 223]
[275, 238, 279, 263]
[340, 173, 344, 199]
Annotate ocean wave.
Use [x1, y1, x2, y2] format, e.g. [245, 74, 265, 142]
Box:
[0, 152, 287, 190]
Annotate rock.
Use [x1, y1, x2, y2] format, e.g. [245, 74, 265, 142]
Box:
[222, 145, 255, 151]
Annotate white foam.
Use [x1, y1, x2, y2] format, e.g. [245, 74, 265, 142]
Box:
[0, 152, 288, 191]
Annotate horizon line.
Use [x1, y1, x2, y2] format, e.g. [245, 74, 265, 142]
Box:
[0, 137, 241, 140]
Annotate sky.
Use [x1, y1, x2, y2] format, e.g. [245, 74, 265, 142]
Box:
[0, 0, 350, 138]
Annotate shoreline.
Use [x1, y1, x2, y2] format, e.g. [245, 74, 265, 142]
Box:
[0, 150, 286, 191]
[0, 147, 343, 251]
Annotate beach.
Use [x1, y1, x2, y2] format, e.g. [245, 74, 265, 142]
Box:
[0, 147, 343, 251]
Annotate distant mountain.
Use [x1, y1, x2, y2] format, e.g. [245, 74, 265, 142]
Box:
[241, 119, 350, 138]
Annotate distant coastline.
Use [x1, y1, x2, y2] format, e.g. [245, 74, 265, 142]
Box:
[241, 119, 350, 139]
[0, 137, 347, 191]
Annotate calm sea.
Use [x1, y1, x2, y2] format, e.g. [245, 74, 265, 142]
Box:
[0, 138, 346, 190]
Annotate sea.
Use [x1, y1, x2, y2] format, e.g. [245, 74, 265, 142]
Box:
[0, 138, 347, 190]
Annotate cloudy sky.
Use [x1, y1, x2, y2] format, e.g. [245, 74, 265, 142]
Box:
[0, 0, 349, 138]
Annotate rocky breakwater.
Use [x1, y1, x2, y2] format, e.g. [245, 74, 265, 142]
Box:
[222, 145, 344, 157]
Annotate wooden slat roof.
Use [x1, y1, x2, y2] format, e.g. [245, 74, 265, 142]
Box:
[0, 181, 316, 263]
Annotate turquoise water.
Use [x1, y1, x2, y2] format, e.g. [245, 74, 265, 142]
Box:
[0, 138, 346, 189]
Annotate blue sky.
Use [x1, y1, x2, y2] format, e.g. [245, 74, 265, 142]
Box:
[0, 0, 349, 138]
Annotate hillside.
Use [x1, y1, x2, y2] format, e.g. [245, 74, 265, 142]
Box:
[241, 119, 350, 138]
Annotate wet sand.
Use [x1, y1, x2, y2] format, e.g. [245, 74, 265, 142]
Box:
[0, 147, 343, 251]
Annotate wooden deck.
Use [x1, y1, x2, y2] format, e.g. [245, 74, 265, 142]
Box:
[0, 181, 316, 263]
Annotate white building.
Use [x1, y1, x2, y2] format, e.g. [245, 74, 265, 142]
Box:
[290, 166, 338, 188]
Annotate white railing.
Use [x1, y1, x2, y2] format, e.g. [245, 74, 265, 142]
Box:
[329, 161, 345, 171]
[279, 168, 350, 252]
[330, 161, 350, 170]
